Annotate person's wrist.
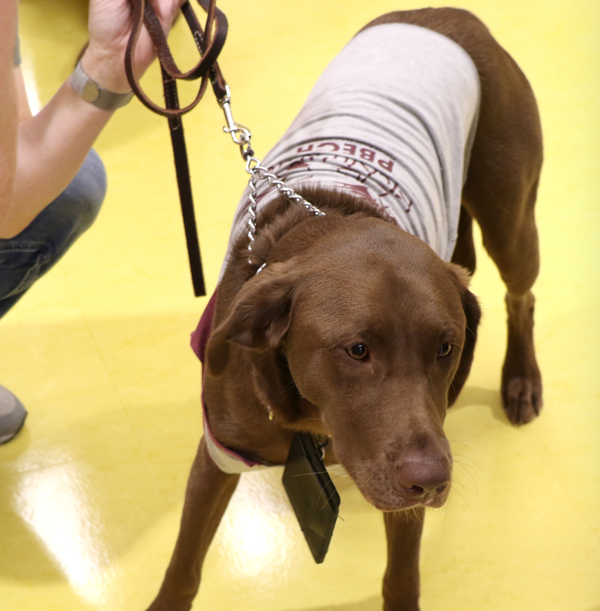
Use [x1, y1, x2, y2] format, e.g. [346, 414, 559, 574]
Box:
[80, 46, 132, 95]
[71, 55, 134, 112]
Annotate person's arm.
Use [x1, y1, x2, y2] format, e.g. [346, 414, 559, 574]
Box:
[0, 0, 184, 239]
[0, 1, 19, 232]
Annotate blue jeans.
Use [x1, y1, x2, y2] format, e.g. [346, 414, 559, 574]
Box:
[0, 149, 107, 318]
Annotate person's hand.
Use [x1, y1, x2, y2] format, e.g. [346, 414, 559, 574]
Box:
[82, 0, 186, 94]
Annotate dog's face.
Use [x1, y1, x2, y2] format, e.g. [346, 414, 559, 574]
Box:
[208, 218, 480, 511]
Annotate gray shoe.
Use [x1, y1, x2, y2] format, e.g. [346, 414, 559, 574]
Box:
[0, 385, 27, 444]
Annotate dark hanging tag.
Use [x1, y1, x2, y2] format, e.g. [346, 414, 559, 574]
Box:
[282, 432, 340, 564]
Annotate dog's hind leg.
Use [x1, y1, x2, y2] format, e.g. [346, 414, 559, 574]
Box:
[382, 508, 425, 611]
[466, 177, 543, 426]
[146, 437, 240, 611]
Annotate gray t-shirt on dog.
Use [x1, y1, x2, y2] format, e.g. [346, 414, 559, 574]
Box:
[225, 22, 480, 271]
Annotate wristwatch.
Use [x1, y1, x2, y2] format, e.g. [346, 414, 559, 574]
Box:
[70, 61, 134, 111]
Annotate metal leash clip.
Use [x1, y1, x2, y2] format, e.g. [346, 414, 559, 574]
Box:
[219, 85, 325, 267]
[219, 85, 253, 160]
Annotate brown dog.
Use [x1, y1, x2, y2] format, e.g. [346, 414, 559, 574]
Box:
[147, 8, 542, 611]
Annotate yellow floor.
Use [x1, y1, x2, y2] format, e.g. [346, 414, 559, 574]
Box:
[1, 1, 598, 609]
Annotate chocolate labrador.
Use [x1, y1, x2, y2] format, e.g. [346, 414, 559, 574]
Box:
[146, 7, 542, 610]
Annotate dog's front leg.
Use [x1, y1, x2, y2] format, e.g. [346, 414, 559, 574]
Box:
[382, 508, 425, 611]
[146, 437, 240, 611]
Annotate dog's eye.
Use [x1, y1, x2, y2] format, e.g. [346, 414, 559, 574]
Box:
[347, 343, 369, 360]
[438, 342, 453, 358]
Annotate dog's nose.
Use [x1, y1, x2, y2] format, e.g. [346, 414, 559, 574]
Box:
[397, 460, 451, 499]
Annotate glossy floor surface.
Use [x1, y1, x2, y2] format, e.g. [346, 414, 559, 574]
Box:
[1, 1, 599, 610]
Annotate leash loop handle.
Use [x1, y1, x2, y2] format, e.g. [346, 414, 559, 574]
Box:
[125, 0, 230, 297]
[125, 0, 228, 117]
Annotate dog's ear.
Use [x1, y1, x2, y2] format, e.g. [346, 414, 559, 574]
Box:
[447, 264, 482, 406]
[206, 262, 300, 377]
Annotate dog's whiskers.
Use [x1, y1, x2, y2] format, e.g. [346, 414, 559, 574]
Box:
[319, 485, 340, 512]
[448, 479, 472, 512]
[452, 456, 479, 500]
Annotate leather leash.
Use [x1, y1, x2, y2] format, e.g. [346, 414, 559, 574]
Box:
[125, 0, 229, 297]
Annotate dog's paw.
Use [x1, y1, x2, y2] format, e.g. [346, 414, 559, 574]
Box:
[501, 374, 543, 425]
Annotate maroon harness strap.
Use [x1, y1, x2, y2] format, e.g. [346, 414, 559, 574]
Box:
[125, 0, 229, 296]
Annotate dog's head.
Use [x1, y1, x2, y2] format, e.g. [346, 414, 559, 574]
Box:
[207, 217, 480, 511]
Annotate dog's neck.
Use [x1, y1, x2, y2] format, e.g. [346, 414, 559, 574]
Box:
[250, 349, 328, 436]
[236, 185, 396, 280]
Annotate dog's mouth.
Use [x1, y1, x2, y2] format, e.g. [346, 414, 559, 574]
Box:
[360, 482, 451, 512]
[338, 455, 453, 512]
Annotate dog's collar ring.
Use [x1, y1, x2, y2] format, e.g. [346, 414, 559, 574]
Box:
[318, 436, 330, 460]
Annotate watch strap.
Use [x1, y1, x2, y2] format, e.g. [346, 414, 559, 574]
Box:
[71, 61, 134, 111]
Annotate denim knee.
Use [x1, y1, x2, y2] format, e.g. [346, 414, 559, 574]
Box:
[56, 148, 107, 234]
[0, 149, 107, 317]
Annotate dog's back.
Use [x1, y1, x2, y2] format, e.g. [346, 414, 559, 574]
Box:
[224, 23, 480, 270]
